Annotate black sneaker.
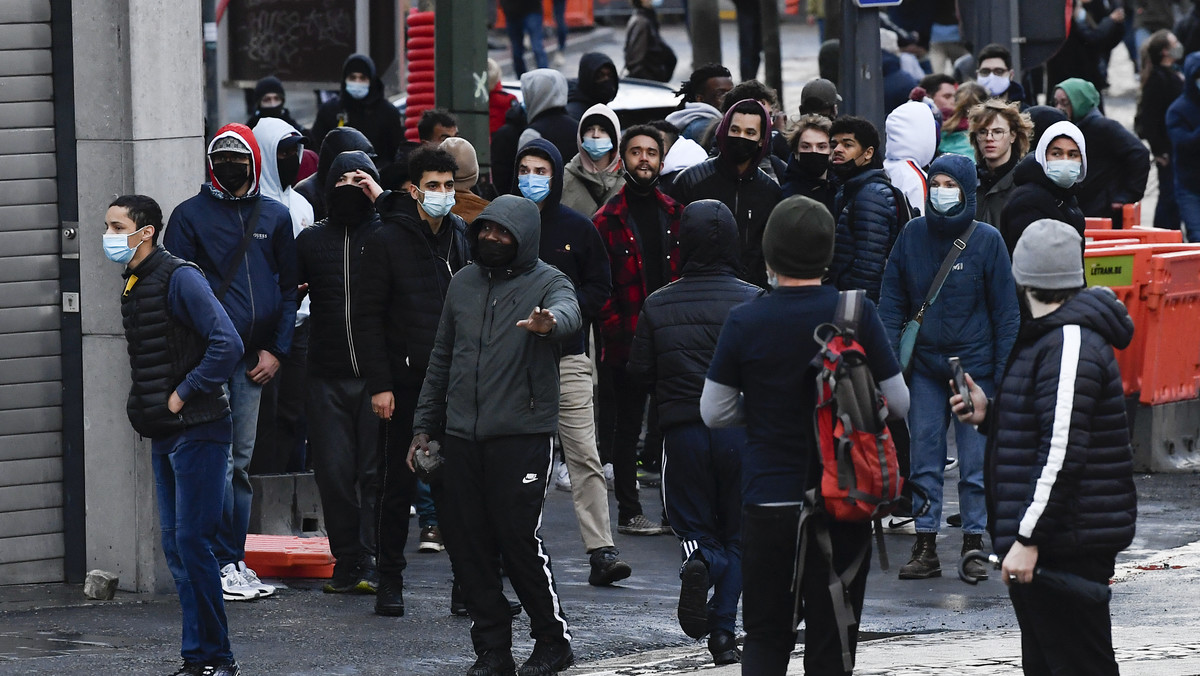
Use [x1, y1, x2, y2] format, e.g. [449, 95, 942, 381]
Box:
[677, 558, 711, 639]
[356, 557, 379, 594]
[708, 629, 741, 666]
[467, 648, 517, 676]
[451, 581, 470, 617]
[587, 547, 632, 586]
[375, 576, 405, 616]
[208, 662, 241, 676]
[618, 514, 670, 536]
[518, 639, 574, 676]
[169, 663, 205, 676]
[323, 560, 361, 594]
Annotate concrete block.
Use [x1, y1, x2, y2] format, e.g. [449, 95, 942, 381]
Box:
[249, 474, 296, 536]
[1130, 399, 1200, 473]
[83, 569, 118, 600]
[293, 472, 326, 536]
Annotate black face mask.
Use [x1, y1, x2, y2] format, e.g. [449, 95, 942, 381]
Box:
[258, 105, 284, 118]
[277, 155, 300, 188]
[623, 169, 660, 196]
[593, 79, 618, 103]
[792, 152, 830, 179]
[329, 184, 373, 226]
[212, 162, 250, 193]
[724, 136, 761, 165]
[477, 238, 518, 268]
[829, 157, 864, 179]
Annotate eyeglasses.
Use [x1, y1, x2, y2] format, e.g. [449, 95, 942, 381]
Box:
[974, 128, 1011, 140]
[977, 67, 1009, 77]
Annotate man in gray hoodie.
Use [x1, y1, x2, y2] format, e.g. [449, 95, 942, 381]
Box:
[410, 195, 580, 676]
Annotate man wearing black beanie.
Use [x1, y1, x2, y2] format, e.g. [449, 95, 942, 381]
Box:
[701, 196, 909, 674]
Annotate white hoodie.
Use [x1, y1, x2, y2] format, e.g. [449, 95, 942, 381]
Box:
[883, 101, 938, 217]
[254, 117, 315, 322]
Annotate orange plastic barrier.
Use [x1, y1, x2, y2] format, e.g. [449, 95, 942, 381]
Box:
[1123, 202, 1142, 227]
[405, 11, 436, 143]
[496, 0, 594, 29]
[1086, 227, 1183, 246]
[244, 534, 335, 579]
[1138, 250, 1200, 404]
[1086, 217, 1113, 229]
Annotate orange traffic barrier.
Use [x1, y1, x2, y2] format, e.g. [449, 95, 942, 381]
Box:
[1123, 202, 1142, 227]
[1137, 250, 1200, 404]
[244, 534, 335, 579]
[1086, 227, 1183, 246]
[496, 0, 594, 29]
[1086, 217, 1113, 229]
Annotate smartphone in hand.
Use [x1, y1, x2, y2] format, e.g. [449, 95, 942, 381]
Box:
[949, 356, 974, 415]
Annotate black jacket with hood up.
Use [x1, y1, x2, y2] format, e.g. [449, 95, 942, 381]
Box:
[627, 200, 761, 430]
[565, 52, 619, 120]
[1000, 154, 1087, 255]
[312, 54, 402, 170]
[295, 126, 376, 221]
[518, 138, 613, 356]
[669, 100, 781, 288]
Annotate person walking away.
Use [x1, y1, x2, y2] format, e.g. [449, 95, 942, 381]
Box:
[627, 199, 760, 666]
[311, 54, 403, 168]
[731, 0, 763, 81]
[701, 195, 910, 674]
[971, 100, 1034, 228]
[952, 219, 1136, 676]
[1000, 120, 1089, 254]
[411, 195, 581, 676]
[1139, 30, 1185, 230]
[566, 52, 620, 120]
[561, 104, 623, 217]
[164, 123, 296, 603]
[107, 195, 244, 676]
[625, 0, 677, 82]
[883, 101, 938, 217]
[501, 0, 549, 77]
[1167, 52, 1200, 240]
[781, 114, 837, 216]
[876, 154, 1020, 580]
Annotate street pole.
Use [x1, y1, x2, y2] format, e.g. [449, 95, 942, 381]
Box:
[760, 0, 783, 109]
[201, 0, 218, 140]
[435, 0, 490, 173]
[690, 0, 722, 69]
[839, 3, 883, 130]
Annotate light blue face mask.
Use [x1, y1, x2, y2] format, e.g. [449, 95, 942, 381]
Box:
[519, 174, 552, 203]
[103, 227, 147, 265]
[1044, 159, 1081, 188]
[345, 81, 370, 100]
[650, 0, 664, 7]
[581, 136, 614, 161]
[418, 187, 456, 219]
[929, 186, 963, 214]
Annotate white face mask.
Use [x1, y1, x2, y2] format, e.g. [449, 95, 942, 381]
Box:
[418, 188, 455, 219]
[978, 73, 1010, 97]
[929, 186, 963, 214]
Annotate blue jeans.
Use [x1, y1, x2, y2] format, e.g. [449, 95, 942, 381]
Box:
[153, 432, 233, 666]
[214, 356, 262, 566]
[908, 369, 988, 535]
[506, 11, 548, 77]
[551, 0, 567, 51]
[415, 479, 438, 529]
[1176, 181, 1200, 242]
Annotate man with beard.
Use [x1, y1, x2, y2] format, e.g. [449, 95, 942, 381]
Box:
[669, 99, 781, 288]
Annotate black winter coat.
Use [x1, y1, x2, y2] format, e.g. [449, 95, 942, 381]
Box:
[295, 213, 382, 380]
[999, 155, 1087, 255]
[311, 54, 403, 169]
[1046, 14, 1125, 92]
[565, 52, 618, 121]
[627, 200, 761, 430]
[491, 103, 528, 197]
[829, 167, 901, 303]
[985, 287, 1136, 580]
[1074, 110, 1150, 219]
[352, 191, 471, 395]
[1138, 65, 1185, 156]
[294, 127, 376, 222]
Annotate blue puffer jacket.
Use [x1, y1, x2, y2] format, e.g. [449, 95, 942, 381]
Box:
[829, 168, 900, 302]
[1167, 53, 1200, 188]
[985, 287, 1136, 578]
[878, 155, 1020, 386]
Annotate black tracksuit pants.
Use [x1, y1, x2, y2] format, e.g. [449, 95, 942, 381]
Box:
[440, 433, 570, 654]
[1009, 570, 1118, 675]
[375, 386, 421, 581]
[741, 503, 871, 676]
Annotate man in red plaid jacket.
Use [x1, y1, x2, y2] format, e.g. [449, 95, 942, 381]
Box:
[592, 124, 683, 536]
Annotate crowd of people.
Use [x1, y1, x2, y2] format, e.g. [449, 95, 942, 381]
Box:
[97, 1, 1188, 674]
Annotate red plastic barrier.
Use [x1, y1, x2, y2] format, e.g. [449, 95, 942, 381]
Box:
[243, 534, 334, 579]
[1085, 227, 1183, 246]
[495, 0, 594, 29]
[1124, 202, 1142, 227]
[1086, 217, 1113, 230]
[405, 10, 437, 142]
[1139, 250, 1200, 404]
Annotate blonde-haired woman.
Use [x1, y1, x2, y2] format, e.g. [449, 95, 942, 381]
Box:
[937, 82, 987, 161]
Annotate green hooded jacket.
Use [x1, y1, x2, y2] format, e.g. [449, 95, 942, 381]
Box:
[1056, 78, 1100, 121]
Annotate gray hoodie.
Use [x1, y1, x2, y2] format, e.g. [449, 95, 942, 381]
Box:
[413, 195, 582, 441]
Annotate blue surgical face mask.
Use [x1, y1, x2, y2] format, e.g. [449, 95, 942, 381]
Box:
[650, 0, 664, 7]
[929, 186, 963, 214]
[518, 174, 552, 203]
[1044, 159, 1082, 188]
[581, 136, 614, 161]
[418, 187, 456, 219]
[103, 227, 147, 265]
[345, 81, 370, 100]
[978, 73, 1010, 97]
[766, 270, 779, 289]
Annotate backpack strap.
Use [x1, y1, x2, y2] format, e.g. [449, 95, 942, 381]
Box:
[834, 289, 865, 339]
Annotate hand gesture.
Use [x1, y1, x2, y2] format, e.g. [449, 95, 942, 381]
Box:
[948, 372, 987, 425]
[352, 170, 384, 203]
[516, 306, 557, 335]
[407, 433, 431, 472]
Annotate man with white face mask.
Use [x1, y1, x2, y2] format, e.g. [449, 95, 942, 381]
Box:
[974, 43, 1027, 105]
[1000, 120, 1090, 255]
[312, 53, 403, 168]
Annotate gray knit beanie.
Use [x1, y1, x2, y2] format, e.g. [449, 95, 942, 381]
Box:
[761, 196, 835, 279]
[1011, 219, 1085, 289]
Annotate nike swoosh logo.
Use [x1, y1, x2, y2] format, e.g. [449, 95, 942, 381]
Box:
[522, 474, 538, 484]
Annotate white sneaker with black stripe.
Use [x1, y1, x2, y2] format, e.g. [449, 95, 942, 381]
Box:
[220, 563, 260, 602]
[237, 561, 275, 598]
[553, 460, 572, 492]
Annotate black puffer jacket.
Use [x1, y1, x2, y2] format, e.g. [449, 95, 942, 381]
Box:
[295, 152, 382, 380]
[985, 287, 1137, 580]
[828, 167, 901, 302]
[352, 190, 471, 395]
[999, 155, 1086, 255]
[311, 54, 403, 170]
[626, 200, 761, 430]
[294, 127, 375, 221]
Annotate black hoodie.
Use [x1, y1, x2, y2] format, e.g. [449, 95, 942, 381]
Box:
[295, 126, 376, 221]
[999, 155, 1086, 255]
[566, 52, 619, 120]
[626, 199, 761, 430]
[312, 54, 403, 169]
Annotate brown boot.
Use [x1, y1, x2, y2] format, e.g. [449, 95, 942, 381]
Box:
[899, 533, 941, 579]
[961, 533, 989, 580]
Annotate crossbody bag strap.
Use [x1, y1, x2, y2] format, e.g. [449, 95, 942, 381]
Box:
[215, 198, 264, 303]
[911, 220, 978, 324]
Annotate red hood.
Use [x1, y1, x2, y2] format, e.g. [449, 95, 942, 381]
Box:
[207, 123, 262, 197]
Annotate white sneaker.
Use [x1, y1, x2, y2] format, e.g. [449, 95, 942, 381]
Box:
[602, 463, 615, 491]
[220, 563, 260, 602]
[238, 561, 275, 598]
[554, 461, 572, 492]
[945, 457, 959, 473]
[410, 505, 417, 517]
[552, 51, 566, 68]
[882, 516, 917, 534]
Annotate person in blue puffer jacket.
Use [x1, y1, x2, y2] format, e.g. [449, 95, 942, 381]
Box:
[1167, 52, 1200, 240]
[878, 153, 1021, 582]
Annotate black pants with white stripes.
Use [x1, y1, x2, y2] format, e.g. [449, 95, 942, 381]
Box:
[1009, 573, 1118, 675]
[440, 433, 571, 654]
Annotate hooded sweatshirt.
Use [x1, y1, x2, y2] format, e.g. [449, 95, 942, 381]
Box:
[1167, 53, 1200, 188]
[1057, 78, 1149, 219]
[312, 53, 403, 168]
[412, 195, 582, 441]
[878, 154, 1020, 386]
[294, 126, 376, 221]
[164, 123, 298, 357]
[561, 104, 624, 217]
[626, 200, 762, 430]
[883, 100, 937, 217]
[669, 100, 781, 288]
[666, 101, 724, 143]
[518, 69, 580, 166]
[566, 52, 620, 120]
[256, 117, 317, 325]
[999, 120, 1088, 254]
